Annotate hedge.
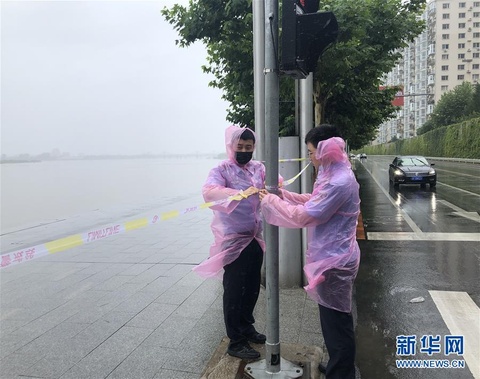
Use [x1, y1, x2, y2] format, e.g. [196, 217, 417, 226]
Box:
[357, 117, 480, 158]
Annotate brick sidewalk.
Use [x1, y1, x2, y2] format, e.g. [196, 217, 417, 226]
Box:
[0, 195, 326, 379]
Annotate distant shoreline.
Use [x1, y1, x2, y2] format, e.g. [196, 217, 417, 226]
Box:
[1, 154, 226, 164]
[1, 160, 42, 164]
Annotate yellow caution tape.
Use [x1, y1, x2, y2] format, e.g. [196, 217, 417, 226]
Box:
[0, 160, 311, 269]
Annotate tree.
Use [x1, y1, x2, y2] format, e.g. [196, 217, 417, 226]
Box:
[418, 82, 479, 134]
[162, 0, 426, 149]
[416, 119, 435, 135]
[468, 83, 480, 116]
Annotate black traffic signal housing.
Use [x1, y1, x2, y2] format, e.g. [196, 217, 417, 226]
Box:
[281, 0, 339, 79]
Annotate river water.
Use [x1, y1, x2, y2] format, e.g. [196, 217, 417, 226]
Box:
[1, 157, 221, 252]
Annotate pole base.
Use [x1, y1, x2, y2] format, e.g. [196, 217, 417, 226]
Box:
[245, 357, 303, 378]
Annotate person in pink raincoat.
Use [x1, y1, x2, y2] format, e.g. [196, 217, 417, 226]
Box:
[193, 125, 266, 360]
[259, 124, 360, 379]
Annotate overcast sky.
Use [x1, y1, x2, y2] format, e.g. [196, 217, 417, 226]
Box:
[1, 0, 230, 156]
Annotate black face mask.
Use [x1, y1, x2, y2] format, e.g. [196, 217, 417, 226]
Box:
[235, 151, 253, 165]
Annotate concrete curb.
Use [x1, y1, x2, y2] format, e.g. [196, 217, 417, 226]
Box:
[201, 336, 327, 379]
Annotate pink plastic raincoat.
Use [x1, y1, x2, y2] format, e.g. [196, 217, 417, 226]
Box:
[261, 137, 360, 313]
[193, 125, 266, 279]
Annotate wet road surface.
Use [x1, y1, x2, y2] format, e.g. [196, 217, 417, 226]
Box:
[353, 156, 479, 379]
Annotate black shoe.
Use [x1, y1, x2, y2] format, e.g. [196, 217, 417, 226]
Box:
[246, 332, 266, 344]
[318, 363, 327, 374]
[227, 342, 260, 360]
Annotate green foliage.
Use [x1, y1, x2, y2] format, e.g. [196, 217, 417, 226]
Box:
[358, 117, 480, 159]
[416, 119, 435, 135]
[435, 82, 474, 125]
[468, 83, 480, 116]
[422, 82, 479, 134]
[162, 0, 426, 148]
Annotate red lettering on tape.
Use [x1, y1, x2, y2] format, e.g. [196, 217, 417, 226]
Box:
[1, 255, 12, 267]
[87, 225, 121, 242]
[13, 252, 24, 263]
[25, 248, 36, 260]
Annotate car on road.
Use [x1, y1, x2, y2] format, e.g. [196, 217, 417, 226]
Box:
[388, 155, 436, 188]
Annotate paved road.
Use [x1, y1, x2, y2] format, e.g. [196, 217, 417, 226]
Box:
[353, 157, 479, 379]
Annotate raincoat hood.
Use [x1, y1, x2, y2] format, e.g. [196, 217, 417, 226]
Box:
[225, 125, 257, 163]
[315, 137, 351, 171]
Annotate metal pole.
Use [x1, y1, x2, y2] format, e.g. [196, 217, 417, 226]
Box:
[299, 74, 314, 285]
[294, 80, 300, 136]
[253, 0, 265, 161]
[299, 73, 313, 189]
[264, 0, 280, 373]
[246, 1, 303, 377]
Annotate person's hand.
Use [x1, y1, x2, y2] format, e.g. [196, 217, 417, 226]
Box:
[259, 189, 269, 201]
[242, 186, 259, 198]
[259, 188, 284, 201]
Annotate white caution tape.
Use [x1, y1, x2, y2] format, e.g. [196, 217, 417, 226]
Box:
[0, 161, 311, 269]
[282, 162, 311, 186]
[279, 157, 308, 162]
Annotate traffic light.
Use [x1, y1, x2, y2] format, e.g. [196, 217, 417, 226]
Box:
[281, 0, 339, 79]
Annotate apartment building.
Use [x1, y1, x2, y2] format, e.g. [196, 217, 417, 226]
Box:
[374, 0, 480, 144]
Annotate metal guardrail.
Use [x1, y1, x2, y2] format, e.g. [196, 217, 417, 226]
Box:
[367, 155, 480, 165]
[425, 157, 480, 165]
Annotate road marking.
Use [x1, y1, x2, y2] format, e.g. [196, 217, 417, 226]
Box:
[438, 200, 480, 223]
[437, 181, 480, 198]
[361, 162, 480, 238]
[362, 161, 423, 235]
[436, 168, 479, 180]
[367, 232, 480, 241]
[429, 291, 480, 379]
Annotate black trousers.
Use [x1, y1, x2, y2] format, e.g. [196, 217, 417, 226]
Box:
[319, 304, 356, 379]
[223, 239, 263, 345]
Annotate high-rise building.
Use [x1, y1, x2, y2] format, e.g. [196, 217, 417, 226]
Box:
[374, 0, 480, 144]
